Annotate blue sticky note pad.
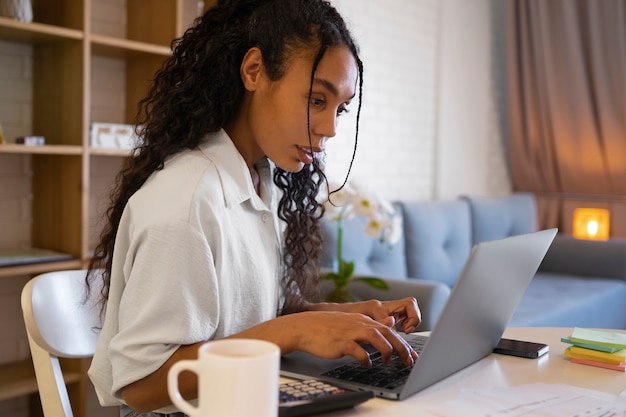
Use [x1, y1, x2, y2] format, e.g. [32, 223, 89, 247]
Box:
[561, 337, 621, 353]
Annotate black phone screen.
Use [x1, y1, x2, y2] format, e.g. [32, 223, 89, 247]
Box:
[493, 338, 549, 359]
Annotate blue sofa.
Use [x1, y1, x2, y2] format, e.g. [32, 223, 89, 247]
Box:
[320, 193, 626, 331]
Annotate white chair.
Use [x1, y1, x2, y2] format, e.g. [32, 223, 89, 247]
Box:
[21, 269, 102, 417]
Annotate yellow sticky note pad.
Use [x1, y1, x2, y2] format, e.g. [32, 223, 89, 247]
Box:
[565, 346, 626, 365]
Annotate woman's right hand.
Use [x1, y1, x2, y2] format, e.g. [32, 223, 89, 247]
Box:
[235, 310, 418, 368]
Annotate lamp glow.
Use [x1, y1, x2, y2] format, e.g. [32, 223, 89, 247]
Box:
[573, 208, 610, 240]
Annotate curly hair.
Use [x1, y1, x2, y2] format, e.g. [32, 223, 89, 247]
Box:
[87, 0, 363, 316]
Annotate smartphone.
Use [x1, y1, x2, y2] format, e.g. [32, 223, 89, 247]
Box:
[493, 338, 549, 359]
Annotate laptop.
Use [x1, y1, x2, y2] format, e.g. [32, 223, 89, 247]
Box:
[281, 228, 558, 400]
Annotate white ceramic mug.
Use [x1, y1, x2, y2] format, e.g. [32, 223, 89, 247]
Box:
[167, 339, 280, 417]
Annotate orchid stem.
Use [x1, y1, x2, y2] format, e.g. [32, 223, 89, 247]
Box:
[337, 212, 344, 274]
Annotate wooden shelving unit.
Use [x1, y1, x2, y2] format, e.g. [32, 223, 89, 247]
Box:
[0, 1, 216, 415]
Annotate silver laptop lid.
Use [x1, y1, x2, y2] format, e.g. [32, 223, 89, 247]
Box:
[399, 228, 557, 399]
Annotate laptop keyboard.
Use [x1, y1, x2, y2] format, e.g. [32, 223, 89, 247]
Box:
[321, 335, 428, 390]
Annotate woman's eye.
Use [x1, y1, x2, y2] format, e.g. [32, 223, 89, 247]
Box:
[337, 106, 349, 117]
[310, 98, 325, 108]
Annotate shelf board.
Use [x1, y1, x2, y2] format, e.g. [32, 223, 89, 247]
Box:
[0, 144, 82, 155]
[0, 17, 82, 43]
[0, 259, 82, 278]
[89, 147, 132, 157]
[0, 358, 82, 402]
[90, 34, 171, 59]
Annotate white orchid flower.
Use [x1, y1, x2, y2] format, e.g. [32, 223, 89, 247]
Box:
[379, 198, 395, 215]
[364, 219, 385, 239]
[321, 179, 401, 246]
[352, 195, 378, 218]
[382, 215, 403, 244]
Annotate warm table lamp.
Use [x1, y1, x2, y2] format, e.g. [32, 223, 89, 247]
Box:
[572, 208, 610, 240]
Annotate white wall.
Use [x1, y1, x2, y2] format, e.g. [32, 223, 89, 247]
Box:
[329, 0, 440, 200]
[330, 0, 511, 201]
[435, 0, 511, 199]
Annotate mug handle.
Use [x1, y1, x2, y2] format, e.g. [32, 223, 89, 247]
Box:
[167, 359, 199, 416]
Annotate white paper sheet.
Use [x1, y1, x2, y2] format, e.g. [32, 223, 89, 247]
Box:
[425, 383, 626, 417]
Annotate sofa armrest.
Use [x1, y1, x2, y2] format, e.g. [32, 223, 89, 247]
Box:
[539, 235, 626, 280]
[318, 278, 451, 332]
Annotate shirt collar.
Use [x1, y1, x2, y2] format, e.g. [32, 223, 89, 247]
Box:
[199, 129, 273, 210]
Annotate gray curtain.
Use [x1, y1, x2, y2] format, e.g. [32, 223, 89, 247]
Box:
[504, 0, 626, 237]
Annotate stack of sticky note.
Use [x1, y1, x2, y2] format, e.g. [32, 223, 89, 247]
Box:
[561, 327, 626, 372]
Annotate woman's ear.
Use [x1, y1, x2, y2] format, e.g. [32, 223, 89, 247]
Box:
[240, 47, 264, 91]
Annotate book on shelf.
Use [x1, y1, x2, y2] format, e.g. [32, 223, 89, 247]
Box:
[0, 248, 75, 267]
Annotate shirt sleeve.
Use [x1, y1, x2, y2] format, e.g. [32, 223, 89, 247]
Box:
[108, 219, 219, 397]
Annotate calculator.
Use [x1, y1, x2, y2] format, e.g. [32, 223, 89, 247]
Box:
[278, 379, 373, 417]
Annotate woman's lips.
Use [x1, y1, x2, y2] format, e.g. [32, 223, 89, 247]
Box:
[296, 145, 323, 164]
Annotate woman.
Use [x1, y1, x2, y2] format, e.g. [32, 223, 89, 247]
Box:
[87, 0, 421, 415]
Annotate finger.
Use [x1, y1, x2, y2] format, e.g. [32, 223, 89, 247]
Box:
[364, 333, 395, 365]
[393, 298, 421, 334]
[384, 329, 417, 366]
[402, 317, 420, 334]
[398, 342, 417, 366]
[344, 342, 373, 368]
[367, 327, 415, 367]
[379, 316, 395, 328]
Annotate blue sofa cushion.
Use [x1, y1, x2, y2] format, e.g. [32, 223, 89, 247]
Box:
[463, 193, 538, 244]
[400, 200, 472, 287]
[509, 273, 626, 328]
[320, 208, 408, 279]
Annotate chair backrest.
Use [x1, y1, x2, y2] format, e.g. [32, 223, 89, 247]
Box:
[21, 269, 102, 417]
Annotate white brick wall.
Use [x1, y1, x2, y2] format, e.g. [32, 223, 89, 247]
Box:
[0, 154, 32, 250]
[0, 40, 32, 143]
[91, 55, 126, 124]
[91, 0, 126, 38]
[0, 275, 31, 366]
[328, 0, 440, 201]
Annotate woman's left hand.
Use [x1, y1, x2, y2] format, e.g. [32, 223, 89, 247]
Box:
[312, 298, 422, 334]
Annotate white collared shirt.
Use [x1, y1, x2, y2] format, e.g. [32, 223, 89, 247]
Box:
[89, 130, 283, 411]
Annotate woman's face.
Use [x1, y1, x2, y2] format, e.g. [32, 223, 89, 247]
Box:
[246, 45, 358, 172]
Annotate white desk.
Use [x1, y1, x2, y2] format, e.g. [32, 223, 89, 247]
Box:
[292, 327, 626, 416]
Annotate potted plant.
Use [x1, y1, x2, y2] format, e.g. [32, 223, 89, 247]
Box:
[320, 181, 402, 303]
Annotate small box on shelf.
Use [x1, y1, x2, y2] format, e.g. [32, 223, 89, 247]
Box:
[90, 122, 141, 150]
[14, 135, 45, 145]
[0, 0, 33, 22]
